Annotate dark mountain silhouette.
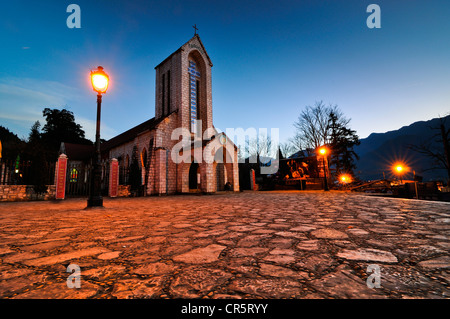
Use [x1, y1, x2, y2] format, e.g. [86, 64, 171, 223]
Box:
[355, 115, 450, 182]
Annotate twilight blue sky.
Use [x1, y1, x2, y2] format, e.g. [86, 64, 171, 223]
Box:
[0, 0, 449, 145]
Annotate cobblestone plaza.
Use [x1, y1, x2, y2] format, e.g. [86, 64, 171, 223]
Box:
[0, 191, 448, 299]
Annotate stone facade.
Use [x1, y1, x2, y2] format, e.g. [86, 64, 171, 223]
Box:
[103, 35, 239, 195]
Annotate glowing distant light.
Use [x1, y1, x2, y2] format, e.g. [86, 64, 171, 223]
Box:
[319, 147, 327, 155]
[392, 163, 409, 181]
[339, 174, 352, 183]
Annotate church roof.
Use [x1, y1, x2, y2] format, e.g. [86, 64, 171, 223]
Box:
[154, 34, 213, 69]
[100, 117, 159, 152]
[289, 150, 309, 159]
[59, 142, 94, 161]
[101, 109, 178, 152]
[202, 131, 239, 151]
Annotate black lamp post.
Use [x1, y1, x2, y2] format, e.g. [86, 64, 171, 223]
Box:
[87, 66, 109, 207]
[319, 146, 329, 191]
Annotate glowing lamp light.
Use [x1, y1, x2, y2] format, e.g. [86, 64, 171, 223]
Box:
[90, 66, 109, 94]
[339, 174, 352, 184]
[319, 147, 327, 155]
[393, 163, 407, 175]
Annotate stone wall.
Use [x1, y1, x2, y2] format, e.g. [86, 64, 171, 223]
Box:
[153, 112, 180, 195]
[0, 184, 134, 201]
[0, 185, 56, 202]
[117, 185, 130, 197]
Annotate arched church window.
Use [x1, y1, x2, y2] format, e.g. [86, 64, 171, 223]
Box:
[141, 148, 147, 167]
[167, 70, 171, 115]
[161, 70, 172, 117]
[188, 59, 201, 134]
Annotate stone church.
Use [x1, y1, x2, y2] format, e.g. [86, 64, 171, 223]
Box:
[101, 34, 240, 195]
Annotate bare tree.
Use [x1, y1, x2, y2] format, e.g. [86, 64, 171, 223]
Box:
[245, 133, 276, 163]
[279, 142, 295, 158]
[293, 101, 348, 150]
[292, 101, 360, 179]
[288, 131, 304, 155]
[410, 115, 450, 183]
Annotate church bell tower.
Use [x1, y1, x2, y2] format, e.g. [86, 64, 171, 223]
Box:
[154, 34, 213, 137]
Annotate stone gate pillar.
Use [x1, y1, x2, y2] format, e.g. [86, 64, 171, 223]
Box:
[109, 158, 119, 197]
[250, 169, 256, 191]
[232, 151, 240, 192]
[55, 154, 68, 200]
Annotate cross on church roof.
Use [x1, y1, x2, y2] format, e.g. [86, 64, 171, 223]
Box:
[193, 24, 198, 35]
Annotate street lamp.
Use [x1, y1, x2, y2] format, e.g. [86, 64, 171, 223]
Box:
[318, 146, 329, 191]
[392, 162, 419, 198]
[392, 163, 409, 184]
[393, 163, 406, 184]
[339, 174, 352, 184]
[87, 66, 109, 207]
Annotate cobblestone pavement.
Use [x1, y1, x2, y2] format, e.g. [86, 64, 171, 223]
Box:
[0, 191, 449, 299]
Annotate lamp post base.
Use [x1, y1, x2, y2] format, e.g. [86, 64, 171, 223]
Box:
[87, 196, 103, 208]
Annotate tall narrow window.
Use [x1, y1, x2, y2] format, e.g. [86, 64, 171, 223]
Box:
[141, 148, 147, 167]
[167, 70, 171, 115]
[188, 61, 200, 133]
[161, 73, 166, 117]
[196, 80, 200, 120]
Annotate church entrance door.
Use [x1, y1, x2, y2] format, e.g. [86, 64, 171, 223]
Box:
[188, 162, 199, 190]
[216, 163, 225, 191]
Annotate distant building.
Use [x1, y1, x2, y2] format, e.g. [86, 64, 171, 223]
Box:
[239, 149, 327, 190]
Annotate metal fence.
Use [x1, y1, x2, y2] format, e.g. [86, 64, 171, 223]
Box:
[1, 158, 139, 197]
[0, 159, 55, 186]
[64, 161, 112, 197]
[65, 162, 92, 197]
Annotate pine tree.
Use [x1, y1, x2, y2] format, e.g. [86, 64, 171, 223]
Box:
[27, 121, 49, 198]
[327, 112, 360, 179]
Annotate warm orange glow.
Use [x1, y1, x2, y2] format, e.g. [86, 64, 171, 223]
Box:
[92, 74, 108, 92]
[319, 147, 327, 155]
[393, 163, 407, 174]
[339, 174, 352, 183]
[90, 66, 109, 94]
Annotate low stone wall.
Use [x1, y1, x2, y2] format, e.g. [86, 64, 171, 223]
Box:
[0, 185, 56, 202]
[0, 184, 146, 201]
[118, 185, 130, 197]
